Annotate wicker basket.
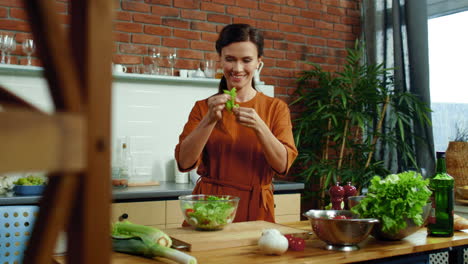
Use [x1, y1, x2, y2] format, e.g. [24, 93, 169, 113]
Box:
[446, 141, 468, 188]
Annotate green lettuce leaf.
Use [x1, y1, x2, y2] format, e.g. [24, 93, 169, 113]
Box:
[223, 88, 239, 112]
[351, 171, 432, 235]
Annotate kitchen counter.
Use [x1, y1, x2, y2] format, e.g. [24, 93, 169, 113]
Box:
[0, 180, 304, 205]
[53, 221, 468, 264]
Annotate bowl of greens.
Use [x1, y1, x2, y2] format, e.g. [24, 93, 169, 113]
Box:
[351, 171, 432, 241]
[179, 194, 239, 231]
[13, 174, 47, 196]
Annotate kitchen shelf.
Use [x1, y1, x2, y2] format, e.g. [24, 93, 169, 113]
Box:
[0, 64, 265, 86]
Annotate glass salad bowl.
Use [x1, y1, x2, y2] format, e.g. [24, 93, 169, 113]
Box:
[179, 194, 240, 231]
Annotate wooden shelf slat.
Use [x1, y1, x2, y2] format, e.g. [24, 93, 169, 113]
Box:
[0, 111, 85, 174]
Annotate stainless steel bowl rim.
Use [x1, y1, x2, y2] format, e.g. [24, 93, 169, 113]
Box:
[303, 212, 379, 223]
[304, 209, 379, 222]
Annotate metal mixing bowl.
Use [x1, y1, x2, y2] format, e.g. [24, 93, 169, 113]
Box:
[348, 195, 366, 209]
[303, 210, 379, 251]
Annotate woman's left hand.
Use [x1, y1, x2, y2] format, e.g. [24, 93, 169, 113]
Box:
[233, 106, 288, 173]
[233, 107, 265, 131]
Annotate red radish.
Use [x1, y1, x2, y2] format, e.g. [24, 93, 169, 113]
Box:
[285, 235, 306, 251]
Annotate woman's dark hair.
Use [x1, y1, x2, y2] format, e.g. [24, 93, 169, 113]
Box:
[215, 24, 264, 93]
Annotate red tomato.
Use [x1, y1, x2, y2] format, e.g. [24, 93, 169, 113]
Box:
[185, 208, 194, 216]
[333, 215, 347, 220]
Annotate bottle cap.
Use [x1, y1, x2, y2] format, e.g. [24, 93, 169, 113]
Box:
[436, 152, 445, 159]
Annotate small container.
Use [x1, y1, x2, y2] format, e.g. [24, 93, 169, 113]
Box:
[174, 159, 189, 184]
[112, 140, 131, 188]
[189, 169, 201, 184]
[215, 69, 223, 79]
[13, 185, 46, 196]
[192, 68, 206, 78]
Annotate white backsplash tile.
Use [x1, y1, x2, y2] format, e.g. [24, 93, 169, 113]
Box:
[1, 70, 274, 183]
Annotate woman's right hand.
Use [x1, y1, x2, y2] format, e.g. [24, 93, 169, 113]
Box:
[206, 93, 230, 123]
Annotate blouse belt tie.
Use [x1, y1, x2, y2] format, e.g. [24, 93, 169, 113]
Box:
[198, 177, 272, 221]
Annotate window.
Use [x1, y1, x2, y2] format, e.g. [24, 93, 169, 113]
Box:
[428, 10, 468, 152]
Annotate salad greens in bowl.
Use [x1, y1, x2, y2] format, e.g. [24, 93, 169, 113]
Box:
[13, 174, 47, 196]
[179, 194, 239, 231]
[351, 171, 432, 240]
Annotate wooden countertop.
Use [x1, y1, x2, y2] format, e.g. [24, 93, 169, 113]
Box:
[54, 221, 468, 264]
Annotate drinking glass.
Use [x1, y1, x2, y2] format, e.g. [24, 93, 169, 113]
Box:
[0, 35, 12, 64]
[6, 36, 16, 64]
[132, 64, 141, 74]
[149, 47, 161, 75]
[22, 39, 35, 66]
[204, 60, 216, 78]
[168, 48, 177, 76]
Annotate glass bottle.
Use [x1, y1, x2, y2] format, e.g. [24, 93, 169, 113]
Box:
[112, 140, 131, 188]
[119, 142, 132, 186]
[427, 151, 454, 237]
[111, 138, 123, 186]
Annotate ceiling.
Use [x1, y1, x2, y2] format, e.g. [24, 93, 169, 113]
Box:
[428, 0, 468, 18]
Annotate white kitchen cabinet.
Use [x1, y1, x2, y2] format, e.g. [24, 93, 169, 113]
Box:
[166, 200, 184, 228]
[111, 193, 301, 228]
[274, 193, 301, 223]
[111, 201, 166, 229]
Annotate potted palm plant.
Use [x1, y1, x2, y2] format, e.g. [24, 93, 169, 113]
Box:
[290, 40, 432, 209]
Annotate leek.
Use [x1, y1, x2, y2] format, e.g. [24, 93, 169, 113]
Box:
[112, 221, 172, 247]
[111, 221, 197, 264]
[112, 237, 197, 264]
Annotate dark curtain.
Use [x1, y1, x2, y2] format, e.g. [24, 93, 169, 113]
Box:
[361, 0, 436, 176]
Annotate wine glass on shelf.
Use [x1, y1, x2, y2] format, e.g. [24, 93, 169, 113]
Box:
[0, 35, 11, 64]
[22, 39, 35, 66]
[168, 48, 177, 76]
[149, 47, 161, 75]
[6, 36, 16, 64]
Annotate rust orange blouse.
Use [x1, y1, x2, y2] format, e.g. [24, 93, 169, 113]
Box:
[175, 92, 298, 223]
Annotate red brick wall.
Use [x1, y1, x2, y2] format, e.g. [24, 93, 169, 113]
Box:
[0, 0, 361, 103]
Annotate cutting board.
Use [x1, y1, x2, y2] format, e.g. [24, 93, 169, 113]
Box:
[127, 181, 160, 187]
[163, 220, 310, 252]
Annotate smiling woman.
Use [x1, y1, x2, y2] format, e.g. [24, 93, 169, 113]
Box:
[175, 24, 298, 224]
[219, 41, 260, 100]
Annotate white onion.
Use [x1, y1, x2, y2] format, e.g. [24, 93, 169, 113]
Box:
[258, 229, 288, 255]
